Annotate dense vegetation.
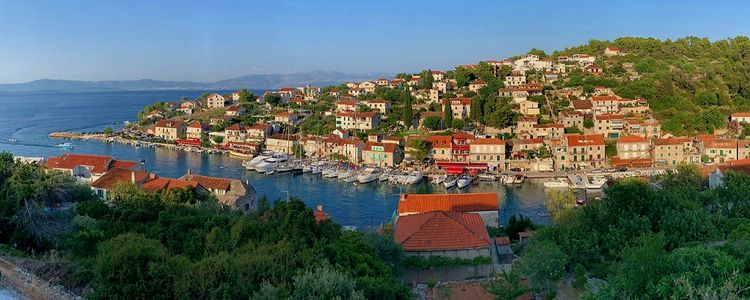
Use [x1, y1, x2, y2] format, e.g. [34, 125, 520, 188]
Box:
[555, 36, 750, 134]
[494, 164, 750, 298]
[0, 152, 409, 299]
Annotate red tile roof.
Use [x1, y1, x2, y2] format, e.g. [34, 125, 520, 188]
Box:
[428, 135, 452, 148]
[91, 168, 149, 190]
[592, 96, 619, 101]
[731, 112, 750, 118]
[314, 205, 330, 222]
[397, 193, 498, 214]
[617, 135, 648, 143]
[225, 123, 246, 131]
[655, 137, 692, 146]
[181, 174, 232, 191]
[154, 119, 184, 128]
[572, 100, 593, 110]
[705, 138, 737, 149]
[471, 138, 505, 145]
[566, 134, 605, 147]
[46, 154, 133, 174]
[187, 121, 203, 128]
[141, 177, 201, 192]
[363, 142, 398, 153]
[395, 211, 491, 252]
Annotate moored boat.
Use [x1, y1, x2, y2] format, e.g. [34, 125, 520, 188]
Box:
[457, 175, 473, 189]
[443, 176, 457, 188]
[543, 178, 570, 188]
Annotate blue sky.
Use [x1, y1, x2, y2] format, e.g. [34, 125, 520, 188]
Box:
[1, 0, 748, 83]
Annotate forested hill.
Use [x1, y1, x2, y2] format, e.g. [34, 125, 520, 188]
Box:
[554, 36, 750, 133]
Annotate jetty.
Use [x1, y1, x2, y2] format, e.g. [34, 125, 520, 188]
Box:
[49, 131, 228, 155]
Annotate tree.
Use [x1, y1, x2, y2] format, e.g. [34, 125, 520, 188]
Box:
[605, 140, 617, 157]
[356, 104, 371, 113]
[291, 268, 365, 300]
[583, 119, 594, 129]
[572, 264, 587, 290]
[544, 189, 576, 220]
[212, 135, 224, 144]
[402, 92, 413, 128]
[450, 118, 465, 129]
[565, 126, 583, 134]
[237, 88, 254, 103]
[519, 239, 567, 296]
[408, 139, 431, 162]
[264, 94, 282, 106]
[443, 101, 453, 127]
[103, 127, 114, 136]
[537, 146, 552, 159]
[422, 115, 442, 130]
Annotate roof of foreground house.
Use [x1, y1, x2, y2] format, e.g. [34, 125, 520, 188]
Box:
[395, 211, 491, 251]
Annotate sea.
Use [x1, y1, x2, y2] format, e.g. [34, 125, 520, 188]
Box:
[0, 90, 557, 229]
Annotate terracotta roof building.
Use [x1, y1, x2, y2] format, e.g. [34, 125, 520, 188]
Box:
[180, 173, 257, 213]
[46, 154, 137, 183]
[397, 193, 499, 227]
[394, 211, 492, 259]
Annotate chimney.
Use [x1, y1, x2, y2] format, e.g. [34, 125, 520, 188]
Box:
[187, 168, 192, 175]
[149, 173, 157, 180]
[316, 205, 323, 212]
[131, 171, 136, 183]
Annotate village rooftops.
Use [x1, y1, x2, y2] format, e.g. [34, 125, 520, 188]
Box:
[591, 95, 620, 101]
[187, 121, 203, 128]
[268, 134, 299, 141]
[655, 137, 692, 145]
[91, 168, 150, 190]
[471, 137, 506, 145]
[46, 154, 136, 174]
[428, 135, 452, 148]
[394, 211, 491, 252]
[397, 192, 499, 214]
[225, 123, 246, 131]
[443, 98, 472, 105]
[566, 134, 606, 146]
[140, 176, 202, 192]
[731, 112, 750, 118]
[705, 138, 737, 149]
[572, 100, 593, 110]
[180, 174, 232, 191]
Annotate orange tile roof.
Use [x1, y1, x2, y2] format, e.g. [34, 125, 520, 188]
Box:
[91, 168, 149, 190]
[47, 154, 128, 174]
[443, 98, 472, 105]
[592, 96, 619, 101]
[187, 121, 203, 128]
[247, 123, 270, 131]
[595, 114, 624, 120]
[428, 135, 452, 148]
[452, 131, 475, 140]
[154, 119, 184, 128]
[471, 138, 505, 145]
[141, 177, 201, 192]
[572, 100, 593, 109]
[617, 135, 648, 143]
[225, 123, 246, 131]
[397, 193, 498, 214]
[731, 112, 750, 118]
[314, 205, 330, 222]
[363, 142, 398, 153]
[395, 211, 491, 252]
[706, 138, 737, 149]
[655, 137, 692, 146]
[181, 174, 232, 191]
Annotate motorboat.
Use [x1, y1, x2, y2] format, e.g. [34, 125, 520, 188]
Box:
[443, 176, 458, 188]
[338, 170, 354, 180]
[324, 169, 341, 178]
[254, 153, 288, 173]
[502, 174, 515, 184]
[431, 174, 446, 185]
[8, 137, 17, 143]
[344, 173, 360, 183]
[543, 178, 570, 188]
[404, 171, 424, 185]
[243, 154, 270, 170]
[302, 165, 313, 173]
[586, 177, 607, 190]
[357, 168, 380, 184]
[276, 164, 293, 173]
[457, 175, 474, 189]
[378, 172, 391, 182]
[512, 174, 525, 184]
[264, 169, 276, 175]
[478, 174, 496, 182]
[311, 166, 323, 175]
[55, 142, 75, 149]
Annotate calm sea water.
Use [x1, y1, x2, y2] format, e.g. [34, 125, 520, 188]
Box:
[0, 90, 556, 228]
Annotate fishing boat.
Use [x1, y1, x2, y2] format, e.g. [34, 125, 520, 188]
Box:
[357, 168, 380, 184]
[478, 174, 496, 182]
[502, 174, 515, 184]
[543, 178, 570, 188]
[443, 176, 458, 188]
[457, 175, 474, 189]
[378, 172, 391, 182]
[276, 164, 293, 173]
[8, 137, 17, 143]
[431, 174, 446, 185]
[512, 174, 525, 184]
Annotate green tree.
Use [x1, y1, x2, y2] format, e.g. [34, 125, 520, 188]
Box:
[572, 264, 587, 290]
[103, 127, 114, 136]
[544, 189, 576, 221]
[519, 239, 567, 296]
[605, 140, 617, 157]
[291, 268, 365, 300]
[237, 88, 254, 103]
[292, 144, 305, 159]
[408, 139, 431, 162]
[264, 94, 282, 106]
[537, 146, 552, 159]
[422, 115, 442, 130]
[443, 101, 453, 127]
[583, 119, 594, 129]
[565, 126, 583, 134]
[402, 92, 413, 128]
[212, 135, 224, 144]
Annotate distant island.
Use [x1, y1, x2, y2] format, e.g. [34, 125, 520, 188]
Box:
[0, 71, 393, 93]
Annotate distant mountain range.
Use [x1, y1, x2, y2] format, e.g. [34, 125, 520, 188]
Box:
[0, 71, 393, 93]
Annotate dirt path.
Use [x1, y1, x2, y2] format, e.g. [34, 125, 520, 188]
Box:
[0, 258, 75, 300]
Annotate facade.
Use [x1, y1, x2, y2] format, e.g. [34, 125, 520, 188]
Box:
[266, 134, 298, 154]
[468, 79, 487, 92]
[91, 168, 150, 200]
[46, 154, 137, 184]
[469, 138, 506, 170]
[224, 124, 247, 143]
[362, 142, 401, 167]
[703, 138, 738, 163]
[616, 135, 650, 160]
[336, 111, 380, 130]
[274, 111, 299, 124]
[186, 121, 205, 140]
[180, 173, 257, 213]
[518, 100, 540, 116]
[561, 134, 606, 169]
[246, 123, 272, 140]
[206, 93, 229, 109]
[653, 138, 697, 166]
[593, 114, 625, 138]
[731, 112, 750, 123]
[442, 98, 471, 120]
[365, 100, 391, 114]
[504, 71, 526, 87]
[154, 119, 186, 141]
[429, 135, 453, 161]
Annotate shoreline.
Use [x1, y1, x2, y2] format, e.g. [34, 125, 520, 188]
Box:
[48, 131, 228, 155]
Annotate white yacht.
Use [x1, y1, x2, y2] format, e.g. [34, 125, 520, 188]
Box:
[478, 174, 496, 181]
[457, 175, 473, 189]
[544, 178, 570, 188]
[502, 175, 516, 184]
[431, 174, 447, 185]
[357, 168, 380, 184]
[378, 172, 391, 182]
[338, 170, 354, 180]
[254, 153, 289, 173]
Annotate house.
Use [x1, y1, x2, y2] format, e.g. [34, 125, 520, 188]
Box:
[206, 93, 229, 109]
[314, 205, 330, 222]
[90, 168, 150, 199]
[533, 124, 564, 139]
[730, 112, 750, 124]
[224, 124, 247, 143]
[362, 142, 401, 167]
[468, 79, 487, 92]
[186, 121, 205, 140]
[340, 139, 364, 163]
[469, 138, 506, 171]
[396, 192, 499, 227]
[703, 138, 738, 163]
[154, 119, 186, 141]
[510, 138, 544, 158]
[180, 172, 257, 213]
[348, 87, 364, 97]
[358, 81, 377, 93]
[140, 175, 204, 193]
[593, 114, 625, 138]
[604, 46, 622, 56]
[274, 111, 299, 124]
[429, 135, 453, 161]
[451, 131, 475, 162]
[443, 98, 471, 120]
[332, 128, 348, 139]
[335, 100, 360, 112]
[375, 78, 390, 86]
[225, 105, 245, 117]
[431, 70, 445, 82]
[246, 123, 272, 140]
[585, 65, 603, 76]
[617, 135, 650, 159]
[571, 100, 594, 114]
[561, 111, 584, 130]
[46, 154, 137, 184]
[707, 159, 750, 188]
[591, 96, 621, 114]
[394, 211, 492, 259]
[365, 99, 391, 114]
[654, 137, 697, 166]
[561, 134, 606, 169]
[516, 116, 537, 133]
[266, 134, 298, 154]
[178, 101, 195, 115]
[143, 111, 164, 120]
[625, 118, 661, 139]
[336, 111, 380, 130]
[304, 85, 321, 100]
[498, 88, 529, 103]
[504, 71, 526, 87]
[518, 100, 539, 116]
[328, 88, 341, 97]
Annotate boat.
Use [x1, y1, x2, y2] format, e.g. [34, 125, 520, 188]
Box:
[357, 168, 381, 184]
[338, 170, 354, 180]
[404, 171, 424, 184]
[502, 174, 515, 184]
[302, 165, 313, 173]
[254, 153, 288, 173]
[275, 164, 293, 173]
[457, 175, 473, 189]
[8, 137, 17, 143]
[443, 176, 457, 188]
[478, 174, 496, 182]
[512, 174, 525, 184]
[311, 166, 323, 175]
[378, 172, 391, 182]
[586, 177, 607, 190]
[55, 142, 75, 149]
[344, 173, 359, 183]
[431, 174, 446, 185]
[292, 167, 304, 175]
[543, 178, 570, 188]
[243, 154, 270, 170]
[264, 169, 276, 175]
[324, 169, 341, 178]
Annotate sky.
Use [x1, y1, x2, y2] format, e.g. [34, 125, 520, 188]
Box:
[1, 0, 749, 83]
